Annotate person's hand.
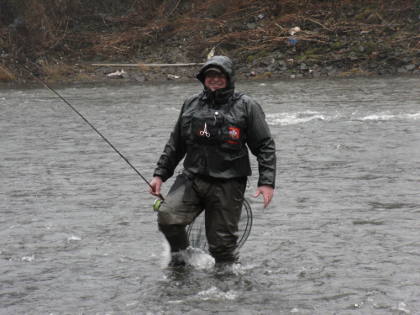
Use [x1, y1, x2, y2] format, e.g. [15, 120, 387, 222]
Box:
[149, 176, 163, 197]
[253, 185, 274, 208]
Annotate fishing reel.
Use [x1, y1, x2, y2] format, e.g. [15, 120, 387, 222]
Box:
[152, 199, 163, 211]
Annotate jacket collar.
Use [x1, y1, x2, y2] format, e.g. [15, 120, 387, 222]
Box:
[201, 87, 234, 107]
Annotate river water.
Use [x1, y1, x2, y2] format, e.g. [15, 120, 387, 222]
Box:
[1, 76, 419, 314]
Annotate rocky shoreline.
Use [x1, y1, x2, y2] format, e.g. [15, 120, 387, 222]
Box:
[49, 55, 420, 86]
[1, 55, 419, 88]
[74, 57, 420, 86]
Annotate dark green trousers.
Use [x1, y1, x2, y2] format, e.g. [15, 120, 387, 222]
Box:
[158, 172, 246, 263]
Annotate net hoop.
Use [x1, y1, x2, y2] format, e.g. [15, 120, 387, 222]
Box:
[186, 198, 253, 252]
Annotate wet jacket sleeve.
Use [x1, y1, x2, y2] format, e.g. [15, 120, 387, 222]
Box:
[245, 98, 276, 188]
[153, 103, 187, 182]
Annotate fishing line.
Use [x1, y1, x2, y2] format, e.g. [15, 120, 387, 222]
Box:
[17, 62, 164, 201]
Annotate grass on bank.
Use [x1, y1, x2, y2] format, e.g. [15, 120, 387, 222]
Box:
[0, 65, 16, 82]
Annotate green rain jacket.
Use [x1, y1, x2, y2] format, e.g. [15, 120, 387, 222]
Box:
[153, 56, 276, 188]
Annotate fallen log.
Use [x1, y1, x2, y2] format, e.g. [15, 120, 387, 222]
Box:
[91, 63, 204, 67]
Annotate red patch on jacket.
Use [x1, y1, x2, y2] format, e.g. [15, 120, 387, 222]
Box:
[228, 127, 240, 140]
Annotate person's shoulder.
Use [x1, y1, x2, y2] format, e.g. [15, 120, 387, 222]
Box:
[234, 92, 259, 107]
[183, 93, 202, 107]
[233, 92, 266, 119]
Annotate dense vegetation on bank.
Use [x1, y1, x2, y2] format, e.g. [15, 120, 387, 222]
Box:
[0, 0, 419, 83]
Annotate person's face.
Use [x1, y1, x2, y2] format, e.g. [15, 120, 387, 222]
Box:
[204, 72, 227, 91]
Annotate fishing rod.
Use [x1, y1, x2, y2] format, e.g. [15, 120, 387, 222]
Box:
[17, 62, 164, 201]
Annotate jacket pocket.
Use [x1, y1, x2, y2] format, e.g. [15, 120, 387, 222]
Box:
[220, 115, 246, 151]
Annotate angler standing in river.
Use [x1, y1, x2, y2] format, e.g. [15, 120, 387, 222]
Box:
[149, 56, 276, 266]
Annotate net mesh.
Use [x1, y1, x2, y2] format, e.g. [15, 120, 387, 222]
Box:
[186, 199, 253, 252]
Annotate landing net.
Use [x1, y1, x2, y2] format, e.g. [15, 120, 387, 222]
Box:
[186, 199, 253, 252]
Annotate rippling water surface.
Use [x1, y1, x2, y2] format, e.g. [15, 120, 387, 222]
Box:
[1, 77, 419, 314]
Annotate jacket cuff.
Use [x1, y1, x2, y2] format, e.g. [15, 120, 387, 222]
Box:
[153, 169, 169, 182]
[257, 180, 275, 189]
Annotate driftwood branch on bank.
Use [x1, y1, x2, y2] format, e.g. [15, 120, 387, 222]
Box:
[91, 63, 204, 67]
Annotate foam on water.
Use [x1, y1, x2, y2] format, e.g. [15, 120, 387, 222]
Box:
[266, 110, 420, 125]
[160, 241, 215, 270]
[396, 302, 411, 314]
[195, 286, 238, 301]
[160, 239, 172, 268]
[360, 111, 420, 121]
[266, 111, 328, 126]
[67, 235, 82, 242]
[182, 247, 215, 270]
[21, 255, 35, 262]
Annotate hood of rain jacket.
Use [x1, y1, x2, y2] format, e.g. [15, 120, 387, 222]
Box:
[196, 55, 235, 105]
